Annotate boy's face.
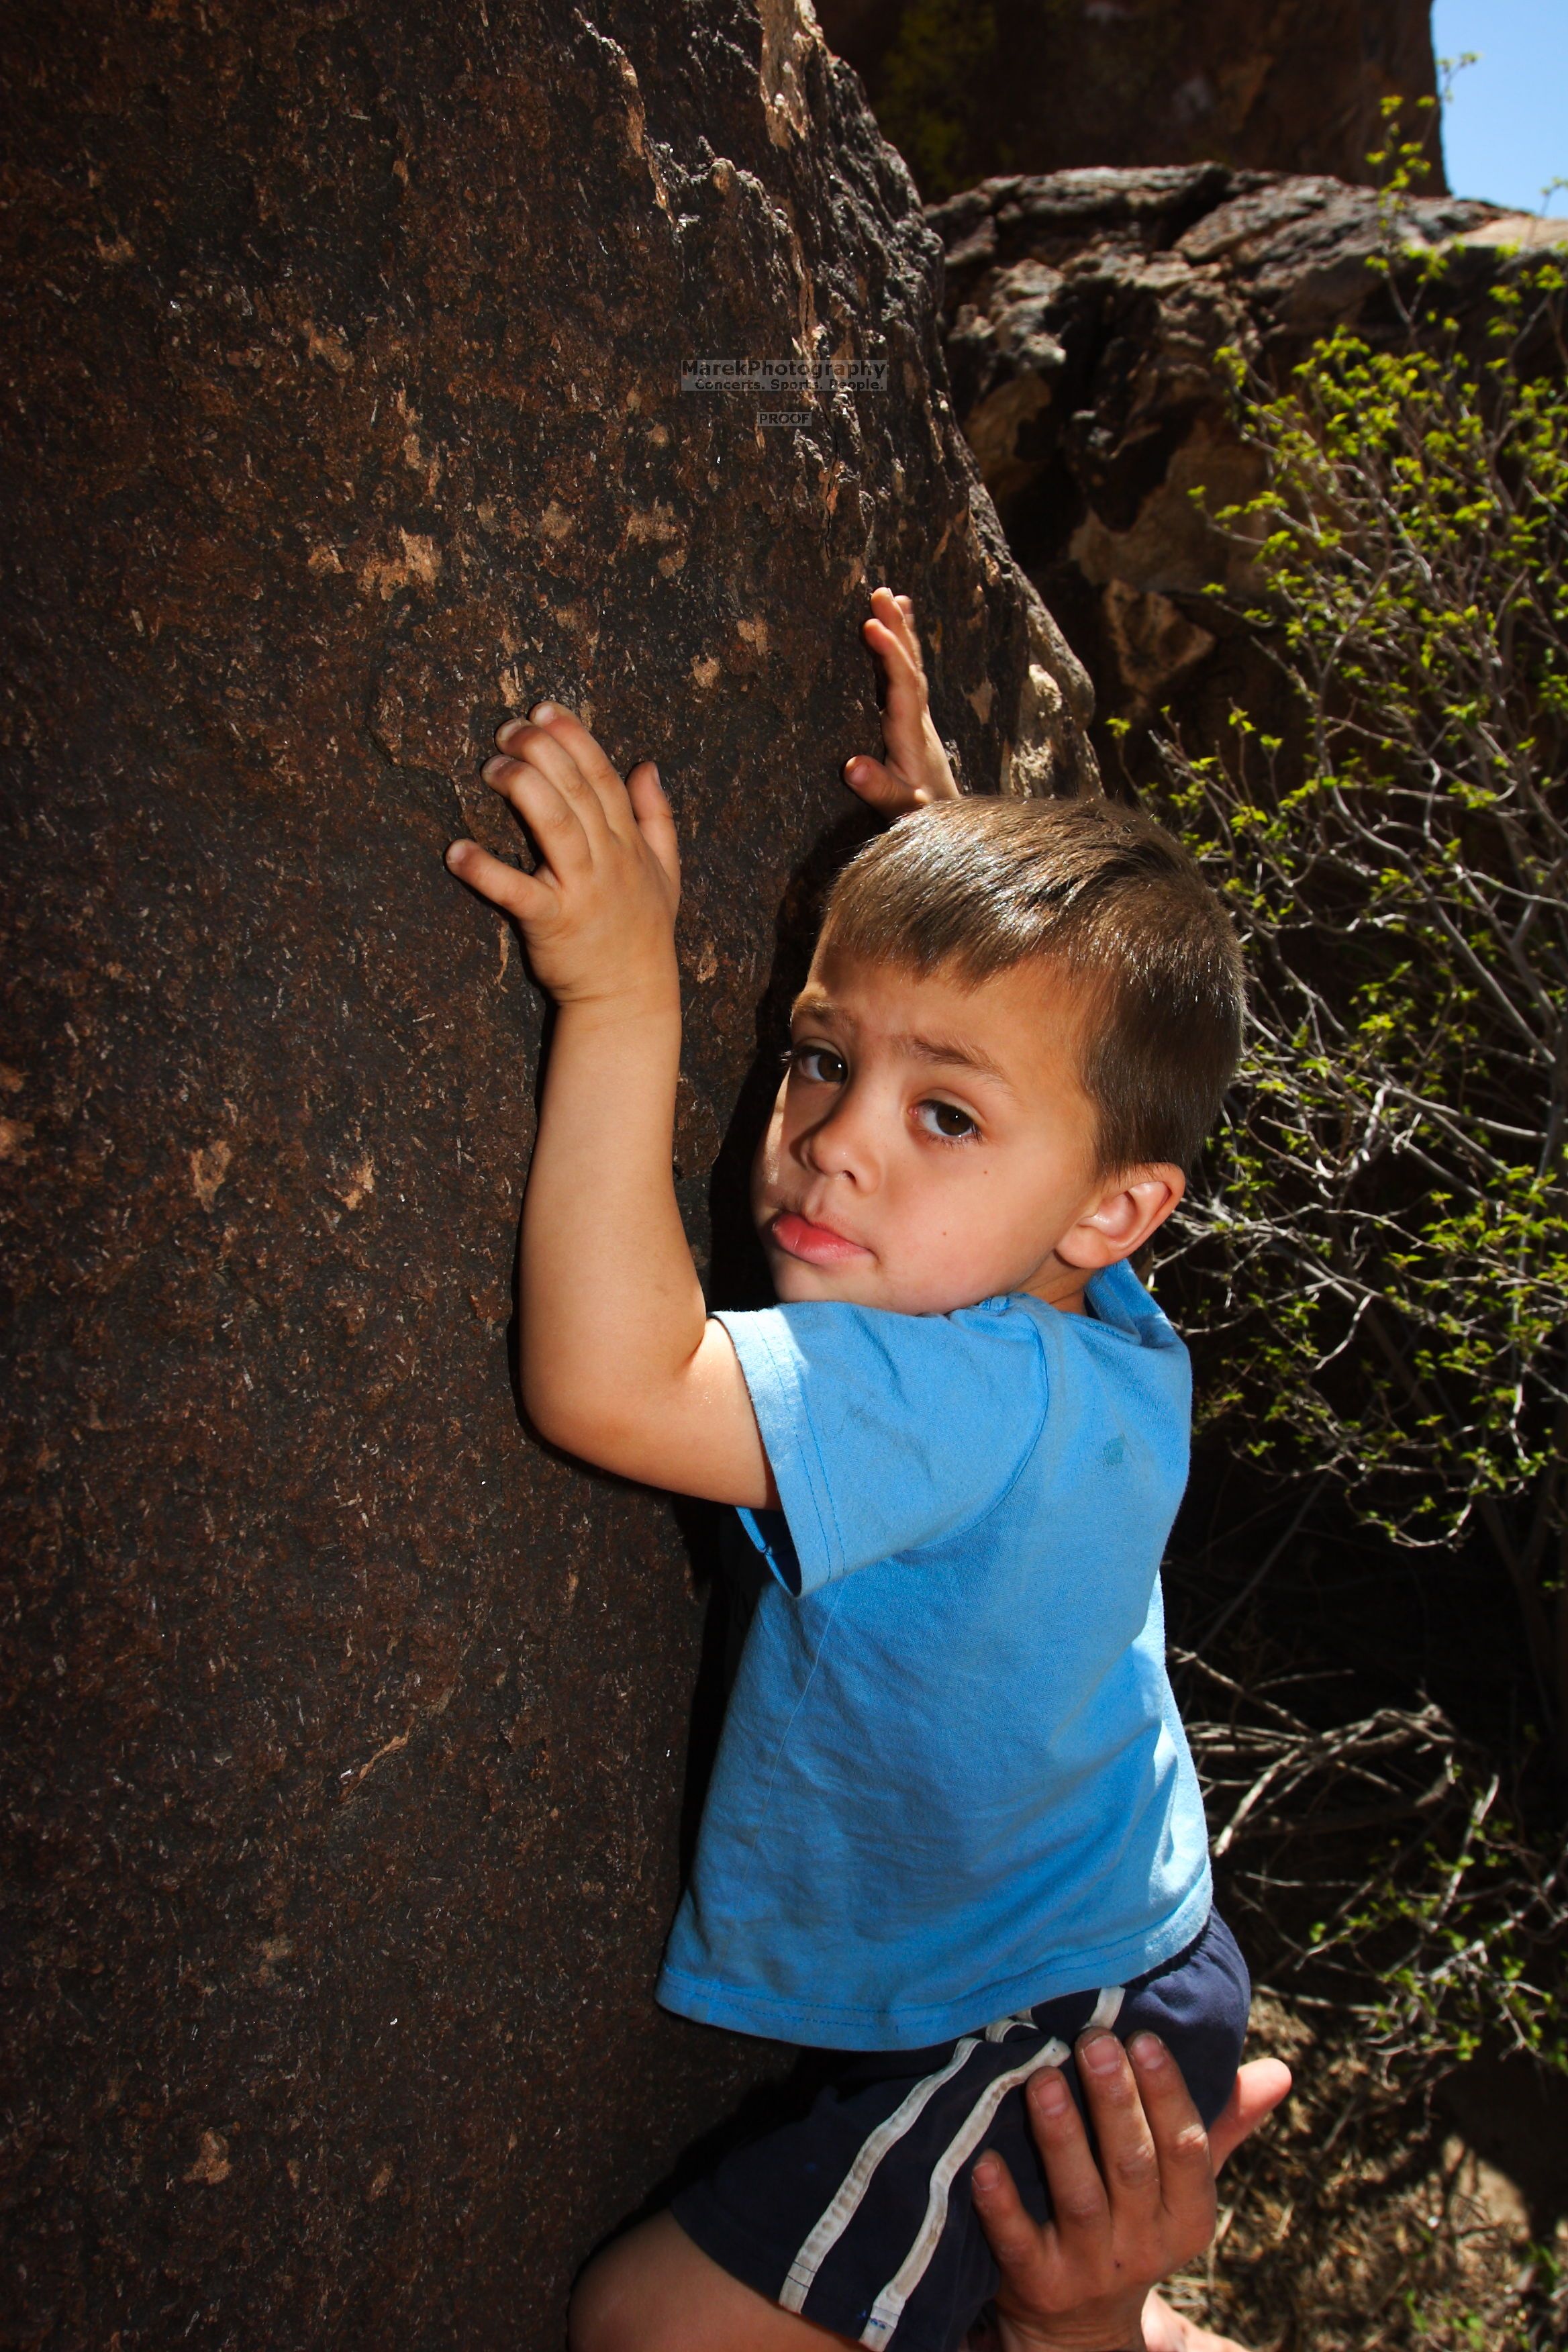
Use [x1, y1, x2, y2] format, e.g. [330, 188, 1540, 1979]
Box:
[751, 940, 1179, 1318]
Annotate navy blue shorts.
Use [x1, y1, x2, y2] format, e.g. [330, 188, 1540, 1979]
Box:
[670, 1908, 1250, 2352]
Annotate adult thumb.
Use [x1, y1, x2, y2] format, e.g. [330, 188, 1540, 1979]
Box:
[1210, 2057, 1292, 2173]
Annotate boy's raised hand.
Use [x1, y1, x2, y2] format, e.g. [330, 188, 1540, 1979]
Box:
[843, 585, 961, 816]
[446, 705, 680, 1010]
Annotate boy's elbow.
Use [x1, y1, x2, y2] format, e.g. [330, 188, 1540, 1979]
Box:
[522, 1368, 646, 1472]
[522, 1368, 594, 1457]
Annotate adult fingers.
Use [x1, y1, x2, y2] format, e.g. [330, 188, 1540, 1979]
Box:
[481, 754, 594, 884]
[626, 760, 681, 899]
[1020, 2061, 1114, 2250]
[1124, 2035, 1216, 2257]
[1209, 2058, 1292, 2175]
[444, 837, 555, 925]
[969, 2147, 1057, 2306]
[505, 702, 636, 834]
[1075, 2030, 1162, 2220]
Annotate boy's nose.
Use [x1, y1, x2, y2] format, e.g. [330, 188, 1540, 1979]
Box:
[799, 1091, 881, 1188]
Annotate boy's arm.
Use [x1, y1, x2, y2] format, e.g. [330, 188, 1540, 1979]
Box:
[842, 585, 963, 814]
[445, 705, 776, 1508]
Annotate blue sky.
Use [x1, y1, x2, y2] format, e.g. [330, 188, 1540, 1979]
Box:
[1432, 0, 1568, 213]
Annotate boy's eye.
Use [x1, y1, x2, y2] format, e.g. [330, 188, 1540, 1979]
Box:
[790, 1044, 848, 1087]
[916, 1099, 977, 1142]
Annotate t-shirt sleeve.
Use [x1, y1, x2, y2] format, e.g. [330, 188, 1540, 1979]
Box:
[712, 1300, 1047, 1597]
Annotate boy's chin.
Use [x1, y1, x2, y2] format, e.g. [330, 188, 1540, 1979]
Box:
[764, 1246, 982, 1317]
[765, 1251, 871, 1306]
[760, 1236, 879, 1307]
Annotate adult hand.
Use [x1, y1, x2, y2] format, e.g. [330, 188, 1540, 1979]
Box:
[970, 2033, 1291, 2352]
[842, 587, 961, 814]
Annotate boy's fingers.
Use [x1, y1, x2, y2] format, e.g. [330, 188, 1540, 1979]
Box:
[863, 616, 947, 761]
[481, 757, 594, 881]
[869, 587, 926, 675]
[488, 724, 614, 849]
[843, 753, 918, 814]
[626, 761, 681, 898]
[891, 601, 925, 671]
[506, 703, 634, 832]
[863, 615, 926, 692]
[445, 837, 556, 924]
[1210, 2057, 1291, 2175]
[856, 593, 957, 812]
[869, 583, 916, 632]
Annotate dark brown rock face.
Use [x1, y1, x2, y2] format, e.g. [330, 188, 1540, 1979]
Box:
[816, 0, 1444, 199]
[928, 165, 1568, 739]
[0, 5, 1091, 2343]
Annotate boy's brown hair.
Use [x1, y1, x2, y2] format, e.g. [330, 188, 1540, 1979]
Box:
[820, 795, 1245, 1175]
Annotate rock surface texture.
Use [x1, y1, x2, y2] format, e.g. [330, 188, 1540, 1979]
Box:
[0, 4, 1091, 2344]
[816, 0, 1443, 199]
[930, 165, 1568, 742]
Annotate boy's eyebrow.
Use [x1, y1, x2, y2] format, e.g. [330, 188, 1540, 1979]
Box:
[791, 991, 1016, 1092]
[894, 1030, 1016, 1091]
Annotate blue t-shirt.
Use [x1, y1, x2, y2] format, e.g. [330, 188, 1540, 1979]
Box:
[654, 1259, 1213, 2051]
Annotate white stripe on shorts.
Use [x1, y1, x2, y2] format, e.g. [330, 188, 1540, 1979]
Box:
[778, 2033, 987, 2314]
[860, 1982, 1125, 2347]
[1087, 1983, 1124, 2030]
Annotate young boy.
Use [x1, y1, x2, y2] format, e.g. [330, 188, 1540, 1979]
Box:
[445, 589, 1251, 2352]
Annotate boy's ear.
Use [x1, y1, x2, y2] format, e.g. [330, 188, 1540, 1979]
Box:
[1057, 1165, 1186, 1271]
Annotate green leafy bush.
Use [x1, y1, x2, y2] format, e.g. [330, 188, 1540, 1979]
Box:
[1154, 236, 1568, 1752]
[1132, 125, 1568, 2094]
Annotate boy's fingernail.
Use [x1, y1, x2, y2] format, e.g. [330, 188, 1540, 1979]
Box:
[483, 755, 509, 779]
[446, 840, 471, 867]
[1130, 2032, 1167, 2069]
[531, 700, 557, 722]
[972, 2155, 1001, 2190]
[1030, 2067, 1070, 2112]
[1079, 2031, 1120, 2075]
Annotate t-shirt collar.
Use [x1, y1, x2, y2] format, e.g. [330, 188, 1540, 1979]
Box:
[1083, 1255, 1168, 1342]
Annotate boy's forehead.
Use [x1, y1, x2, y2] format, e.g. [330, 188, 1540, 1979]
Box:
[799, 940, 1081, 1018]
[794, 944, 1092, 1091]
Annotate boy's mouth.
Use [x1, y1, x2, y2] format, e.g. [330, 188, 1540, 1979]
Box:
[769, 1210, 873, 1267]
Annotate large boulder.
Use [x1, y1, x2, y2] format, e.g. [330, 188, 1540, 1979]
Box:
[0, 3, 1091, 2343]
[816, 0, 1443, 199]
[928, 164, 1568, 737]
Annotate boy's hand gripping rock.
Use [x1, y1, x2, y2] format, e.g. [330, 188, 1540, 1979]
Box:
[443, 699, 773, 1508]
[843, 585, 962, 816]
[446, 704, 680, 1011]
